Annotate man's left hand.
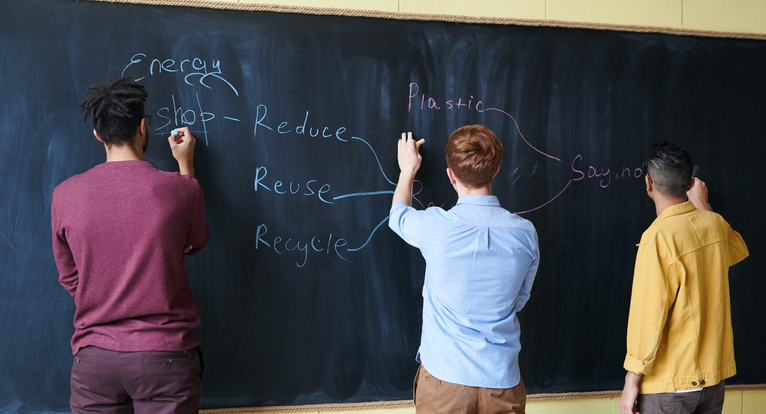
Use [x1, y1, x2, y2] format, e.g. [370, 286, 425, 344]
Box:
[619, 371, 642, 414]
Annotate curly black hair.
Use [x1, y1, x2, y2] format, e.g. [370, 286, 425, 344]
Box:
[80, 77, 147, 148]
[647, 142, 694, 198]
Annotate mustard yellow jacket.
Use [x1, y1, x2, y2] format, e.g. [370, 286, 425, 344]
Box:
[624, 202, 749, 394]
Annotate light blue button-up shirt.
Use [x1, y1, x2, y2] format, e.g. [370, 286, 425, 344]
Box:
[389, 195, 539, 388]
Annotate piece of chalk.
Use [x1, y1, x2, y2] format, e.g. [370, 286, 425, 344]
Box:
[692, 165, 700, 177]
[171, 130, 179, 137]
[416, 139, 425, 145]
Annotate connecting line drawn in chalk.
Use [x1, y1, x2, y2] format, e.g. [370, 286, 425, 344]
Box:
[485, 107, 561, 162]
[348, 216, 390, 252]
[224, 117, 241, 122]
[183, 72, 240, 96]
[333, 190, 394, 201]
[350, 136, 396, 185]
[332, 136, 397, 201]
[328, 136, 397, 254]
[513, 179, 572, 215]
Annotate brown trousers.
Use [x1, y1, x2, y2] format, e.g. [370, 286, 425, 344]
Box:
[414, 365, 526, 414]
[70, 346, 203, 414]
[637, 381, 725, 414]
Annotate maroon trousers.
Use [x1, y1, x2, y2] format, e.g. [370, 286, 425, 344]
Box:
[70, 346, 202, 414]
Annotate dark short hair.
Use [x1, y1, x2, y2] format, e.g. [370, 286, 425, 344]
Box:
[445, 125, 504, 188]
[646, 142, 694, 198]
[80, 78, 147, 148]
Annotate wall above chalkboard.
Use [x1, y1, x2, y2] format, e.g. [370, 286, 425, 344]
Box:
[0, 0, 763, 412]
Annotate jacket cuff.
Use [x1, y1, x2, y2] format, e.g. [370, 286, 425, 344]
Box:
[624, 354, 654, 375]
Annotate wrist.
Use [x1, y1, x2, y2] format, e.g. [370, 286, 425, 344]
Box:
[179, 162, 195, 178]
[625, 371, 642, 385]
[398, 170, 416, 182]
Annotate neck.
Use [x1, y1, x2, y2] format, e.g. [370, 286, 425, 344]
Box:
[105, 144, 143, 162]
[653, 194, 687, 216]
[456, 183, 492, 197]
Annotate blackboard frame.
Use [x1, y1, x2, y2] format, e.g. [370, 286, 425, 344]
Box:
[0, 0, 763, 411]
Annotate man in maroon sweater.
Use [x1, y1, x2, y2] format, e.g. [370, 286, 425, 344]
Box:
[51, 78, 209, 413]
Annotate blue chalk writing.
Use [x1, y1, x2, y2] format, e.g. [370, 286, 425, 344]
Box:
[255, 223, 350, 268]
[121, 52, 239, 95]
[254, 166, 333, 205]
[347, 216, 389, 252]
[253, 104, 347, 142]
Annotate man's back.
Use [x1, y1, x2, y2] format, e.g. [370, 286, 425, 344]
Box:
[390, 195, 539, 388]
[626, 201, 748, 393]
[52, 160, 209, 354]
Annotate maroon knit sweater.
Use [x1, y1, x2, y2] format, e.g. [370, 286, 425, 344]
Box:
[51, 160, 209, 354]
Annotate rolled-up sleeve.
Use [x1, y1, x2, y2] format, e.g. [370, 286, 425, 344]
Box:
[725, 222, 749, 267]
[624, 241, 671, 375]
[388, 201, 426, 248]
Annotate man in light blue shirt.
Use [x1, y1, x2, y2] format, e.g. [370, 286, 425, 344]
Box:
[389, 126, 539, 414]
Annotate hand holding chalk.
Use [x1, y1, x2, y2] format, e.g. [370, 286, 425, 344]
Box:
[170, 129, 184, 144]
[397, 131, 423, 178]
[687, 177, 713, 212]
[167, 127, 196, 178]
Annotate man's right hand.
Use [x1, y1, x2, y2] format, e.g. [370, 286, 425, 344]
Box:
[168, 127, 196, 178]
[397, 131, 423, 179]
[687, 177, 712, 211]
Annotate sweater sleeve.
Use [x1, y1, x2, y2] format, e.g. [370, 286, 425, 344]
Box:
[51, 191, 78, 296]
[185, 182, 209, 255]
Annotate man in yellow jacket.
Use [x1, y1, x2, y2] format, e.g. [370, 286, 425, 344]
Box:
[619, 143, 749, 414]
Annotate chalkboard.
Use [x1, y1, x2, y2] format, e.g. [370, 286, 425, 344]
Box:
[0, 0, 764, 411]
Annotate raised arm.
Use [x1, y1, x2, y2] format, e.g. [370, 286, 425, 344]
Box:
[392, 132, 423, 207]
[168, 126, 197, 178]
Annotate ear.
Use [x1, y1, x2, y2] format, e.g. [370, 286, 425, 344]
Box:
[645, 174, 652, 193]
[139, 118, 147, 136]
[93, 129, 105, 143]
[687, 177, 696, 192]
[446, 168, 457, 185]
[493, 165, 501, 179]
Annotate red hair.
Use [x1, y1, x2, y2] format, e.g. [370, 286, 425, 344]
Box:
[445, 125, 504, 188]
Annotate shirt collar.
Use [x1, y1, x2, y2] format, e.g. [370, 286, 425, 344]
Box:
[456, 195, 501, 206]
[657, 201, 697, 220]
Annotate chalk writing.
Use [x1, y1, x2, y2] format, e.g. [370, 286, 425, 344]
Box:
[122, 53, 239, 95]
[408, 82, 485, 113]
[154, 93, 240, 146]
[571, 154, 647, 188]
[255, 223, 350, 268]
[254, 166, 333, 205]
[253, 104, 347, 141]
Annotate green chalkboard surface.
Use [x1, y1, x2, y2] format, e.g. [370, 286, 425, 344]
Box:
[0, 0, 763, 411]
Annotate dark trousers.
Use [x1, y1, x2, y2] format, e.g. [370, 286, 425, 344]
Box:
[637, 381, 725, 414]
[414, 365, 526, 414]
[70, 346, 202, 414]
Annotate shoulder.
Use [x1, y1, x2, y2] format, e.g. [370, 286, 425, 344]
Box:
[484, 206, 537, 234]
[52, 166, 101, 199]
[391, 202, 449, 218]
[151, 169, 202, 191]
[695, 209, 729, 228]
[505, 212, 537, 233]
